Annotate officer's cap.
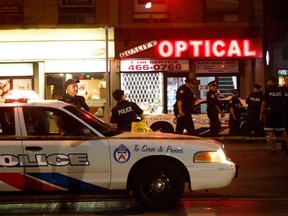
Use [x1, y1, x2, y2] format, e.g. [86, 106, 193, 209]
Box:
[65, 79, 79, 89]
[185, 78, 195, 84]
[112, 89, 124, 101]
[231, 89, 238, 94]
[207, 81, 217, 87]
[253, 83, 261, 89]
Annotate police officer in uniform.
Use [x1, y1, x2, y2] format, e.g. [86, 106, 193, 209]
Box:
[246, 84, 264, 137]
[260, 76, 287, 154]
[229, 89, 244, 136]
[110, 89, 144, 131]
[59, 79, 90, 112]
[174, 78, 196, 135]
[281, 75, 288, 135]
[206, 81, 225, 137]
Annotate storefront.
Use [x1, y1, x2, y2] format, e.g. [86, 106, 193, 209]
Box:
[0, 63, 34, 98]
[278, 69, 288, 85]
[0, 28, 115, 116]
[116, 29, 263, 115]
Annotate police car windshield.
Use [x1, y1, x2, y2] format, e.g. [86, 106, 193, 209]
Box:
[64, 106, 122, 136]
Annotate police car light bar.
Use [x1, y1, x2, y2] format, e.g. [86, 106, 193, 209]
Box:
[4, 90, 42, 103]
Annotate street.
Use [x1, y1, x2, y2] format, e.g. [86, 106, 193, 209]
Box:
[0, 140, 287, 215]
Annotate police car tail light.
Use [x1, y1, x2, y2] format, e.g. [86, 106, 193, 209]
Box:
[194, 149, 226, 163]
[4, 90, 41, 103]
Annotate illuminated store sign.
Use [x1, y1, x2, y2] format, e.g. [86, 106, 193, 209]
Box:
[120, 59, 189, 72]
[120, 40, 157, 58]
[157, 39, 262, 58]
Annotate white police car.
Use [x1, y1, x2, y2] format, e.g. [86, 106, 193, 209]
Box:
[146, 97, 247, 136]
[0, 91, 237, 209]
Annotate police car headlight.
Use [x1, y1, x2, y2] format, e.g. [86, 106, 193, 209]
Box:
[194, 149, 227, 163]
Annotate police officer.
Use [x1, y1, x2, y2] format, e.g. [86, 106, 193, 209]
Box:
[174, 78, 196, 135]
[229, 89, 244, 136]
[206, 81, 225, 137]
[281, 75, 288, 135]
[260, 76, 287, 154]
[110, 89, 144, 131]
[246, 84, 264, 137]
[59, 79, 90, 112]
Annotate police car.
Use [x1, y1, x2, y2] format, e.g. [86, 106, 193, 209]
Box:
[0, 91, 237, 209]
[145, 97, 248, 136]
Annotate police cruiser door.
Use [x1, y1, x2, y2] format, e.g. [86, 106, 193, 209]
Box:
[0, 107, 24, 191]
[19, 106, 110, 192]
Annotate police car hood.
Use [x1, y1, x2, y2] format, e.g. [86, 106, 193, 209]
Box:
[113, 132, 222, 148]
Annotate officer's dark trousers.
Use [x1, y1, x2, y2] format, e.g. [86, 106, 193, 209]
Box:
[285, 113, 288, 135]
[229, 119, 240, 136]
[246, 112, 264, 136]
[207, 111, 221, 137]
[175, 114, 196, 135]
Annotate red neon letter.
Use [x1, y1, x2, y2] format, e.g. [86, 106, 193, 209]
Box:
[243, 40, 256, 56]
[175, 41, 188, 57]
[212, 40, 226, 57]
[158, 40, 173, 57]
[189, 41, 203, 57]
[204, 40, 211, 57]
[227, 40, 241, 57]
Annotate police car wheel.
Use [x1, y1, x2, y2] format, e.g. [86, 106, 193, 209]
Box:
[150, 122, 174, 133]
[132, 159, 184, 209]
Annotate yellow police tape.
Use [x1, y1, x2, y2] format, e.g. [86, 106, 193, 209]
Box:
[131, 120, 153, 133]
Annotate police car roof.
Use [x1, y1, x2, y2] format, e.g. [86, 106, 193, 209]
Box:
[0, 99, 71, 109]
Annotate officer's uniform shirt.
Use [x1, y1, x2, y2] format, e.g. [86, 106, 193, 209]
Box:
[110, 100, 143, 131]
[246, 91, 263, 114]
[229, 96, 243, 119]
[175, 84, 195, 114]
[263, 84, 285, 131]
[263, 85, 285, 110]
[206, 90, 222, 112]
[59, 94, 90, 111]
[281, 85, 288, 114]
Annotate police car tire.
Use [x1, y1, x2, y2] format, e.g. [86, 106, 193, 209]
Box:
[132, 159, 184, 209]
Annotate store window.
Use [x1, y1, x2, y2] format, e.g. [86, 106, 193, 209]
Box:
[58, 0, 95, 24]
[133, 0, 169, 22]
[0, 0, 24, 24]
[121, 72, 164, 115]
[45, 73, 106, 117]
[196, 76, 238, 99]
[205, 0, 239, 22]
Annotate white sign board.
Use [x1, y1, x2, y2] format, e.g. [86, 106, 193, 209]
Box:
[120, 59, 189, 72]
[196, 61, 239, 73]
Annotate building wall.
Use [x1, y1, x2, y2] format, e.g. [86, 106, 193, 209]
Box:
[24, 0, 58, 25]
[116, 0, 263, 99]
[0, 0, 265, 102]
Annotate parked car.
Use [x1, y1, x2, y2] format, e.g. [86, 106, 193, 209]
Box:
[0, 91, 237, 209]
[145, 97, 248, 136]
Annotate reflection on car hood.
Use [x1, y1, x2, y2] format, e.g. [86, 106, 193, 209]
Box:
[114, 131, 214, 140]
[113, 132, 222, 148]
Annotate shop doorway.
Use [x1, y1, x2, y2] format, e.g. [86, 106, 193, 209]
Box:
[165, 72, 191, 114]
[166, 74, 238, 114]
[197, 75, 238, 99]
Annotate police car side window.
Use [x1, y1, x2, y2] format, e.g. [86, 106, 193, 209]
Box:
[23, 107, 95, 137]
[0, 108, 15, 135]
